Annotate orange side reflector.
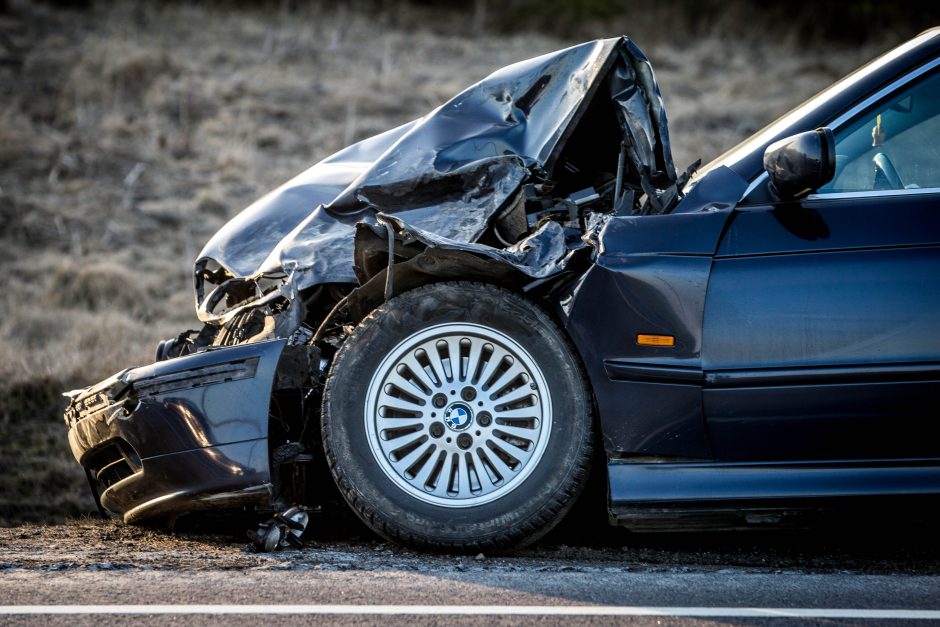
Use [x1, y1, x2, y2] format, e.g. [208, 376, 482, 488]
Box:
[636, 334, 675, 347]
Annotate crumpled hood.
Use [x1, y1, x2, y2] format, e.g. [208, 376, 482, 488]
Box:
[196, 36, 675, 303]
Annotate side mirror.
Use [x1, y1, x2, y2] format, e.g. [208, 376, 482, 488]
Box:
[763, 127, 835, 200]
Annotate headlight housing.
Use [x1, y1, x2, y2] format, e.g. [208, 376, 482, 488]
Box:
[193, 257, 289, 323]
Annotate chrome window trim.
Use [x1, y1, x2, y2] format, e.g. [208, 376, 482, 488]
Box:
[805, 187, 940, 201]
[742, 56, 940, 202]
[824, 56, 940, 131]
[742, 171, 769, 198]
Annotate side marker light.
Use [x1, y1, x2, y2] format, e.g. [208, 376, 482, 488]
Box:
[636, 334, 675, 347]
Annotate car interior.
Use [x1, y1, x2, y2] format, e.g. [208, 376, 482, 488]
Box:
[821, 69, 940, 193]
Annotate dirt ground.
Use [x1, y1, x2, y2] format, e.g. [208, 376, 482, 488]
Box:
[1, 517, 939, 575]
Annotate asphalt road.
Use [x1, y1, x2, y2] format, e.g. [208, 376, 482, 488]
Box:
[1, 519, 938, 625]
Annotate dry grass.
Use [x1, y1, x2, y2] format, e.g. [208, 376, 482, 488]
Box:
[0, 0, 906, 524]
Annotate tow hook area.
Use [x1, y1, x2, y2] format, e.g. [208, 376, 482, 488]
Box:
[248, 505, 310, 552]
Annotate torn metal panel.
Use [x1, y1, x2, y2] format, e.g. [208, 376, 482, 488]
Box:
[194, 36, 675, 314]
[198, 122, 416, 280]
[376, 213, 579, 280]
[608, 40, 677, 212]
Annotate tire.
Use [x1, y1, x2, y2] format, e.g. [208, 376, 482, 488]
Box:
[321, 281, 594, 552]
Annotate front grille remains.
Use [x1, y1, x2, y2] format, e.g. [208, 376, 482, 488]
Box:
[131, 357, 259, 397]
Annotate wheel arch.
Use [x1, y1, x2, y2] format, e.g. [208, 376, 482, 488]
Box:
[344, 244, 601, 413]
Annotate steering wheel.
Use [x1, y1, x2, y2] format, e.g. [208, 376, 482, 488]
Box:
[872, 152, 903, 190]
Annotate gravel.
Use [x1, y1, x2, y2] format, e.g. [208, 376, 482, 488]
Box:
[1, 517, 937, 576]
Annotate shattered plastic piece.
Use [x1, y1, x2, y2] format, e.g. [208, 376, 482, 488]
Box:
[569, 187, 601, 206]
[249, 505, 310, 552]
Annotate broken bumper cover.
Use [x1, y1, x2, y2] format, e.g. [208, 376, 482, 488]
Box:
[64, 339, 287, 523]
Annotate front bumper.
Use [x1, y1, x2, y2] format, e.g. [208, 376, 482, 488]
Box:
[64, 339, 287, 522]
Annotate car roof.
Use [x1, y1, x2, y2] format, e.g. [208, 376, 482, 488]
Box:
[693, 27, 940, 186]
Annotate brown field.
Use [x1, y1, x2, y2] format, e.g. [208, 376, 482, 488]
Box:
[0, 1, 913, 524]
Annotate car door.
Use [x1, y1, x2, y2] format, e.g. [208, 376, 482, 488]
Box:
[702, 66, 940, 462]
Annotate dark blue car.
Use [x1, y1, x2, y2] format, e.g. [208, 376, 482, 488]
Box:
[65, 28, 940, 552]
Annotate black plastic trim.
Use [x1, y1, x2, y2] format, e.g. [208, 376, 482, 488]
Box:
[604, 360, 703, 385]
[705, 361, 940, 388]
[609, 460, 940, 505]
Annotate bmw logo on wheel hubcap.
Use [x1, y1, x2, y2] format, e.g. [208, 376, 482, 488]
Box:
[443, 402, 473, 431]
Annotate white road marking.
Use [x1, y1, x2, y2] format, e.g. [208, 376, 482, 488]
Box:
[0, 605, 938, 619]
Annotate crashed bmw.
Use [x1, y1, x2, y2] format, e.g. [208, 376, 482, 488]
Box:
[65, 31, 940, 551]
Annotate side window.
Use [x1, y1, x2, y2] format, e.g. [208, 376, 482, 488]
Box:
[817, 70, 940, 194]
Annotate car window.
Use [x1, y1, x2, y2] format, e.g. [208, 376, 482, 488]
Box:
[817, 70, 940, 194]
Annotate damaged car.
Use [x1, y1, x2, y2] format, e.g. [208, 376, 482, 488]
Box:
[65, 30, 940, 552]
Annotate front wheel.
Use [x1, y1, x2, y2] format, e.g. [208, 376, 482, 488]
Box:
[321, 282, 594, 552]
